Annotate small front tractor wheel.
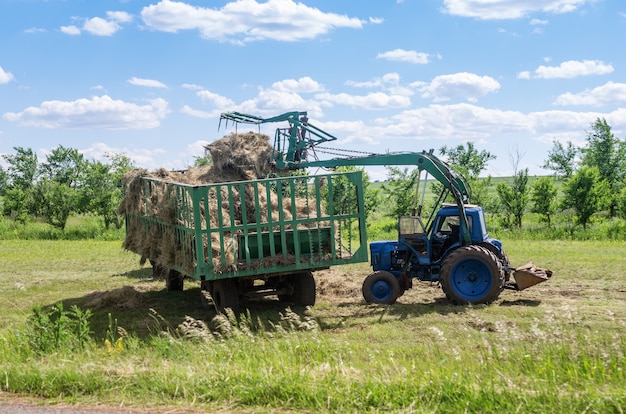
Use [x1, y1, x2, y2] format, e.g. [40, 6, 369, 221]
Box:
[211, 279, 240, 313]
[362, 270, 401, 305]
[440, 245, 505, 305]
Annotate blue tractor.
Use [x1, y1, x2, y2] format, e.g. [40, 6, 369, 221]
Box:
[219, 111, 552, 305]
[367, 203, 510, 304]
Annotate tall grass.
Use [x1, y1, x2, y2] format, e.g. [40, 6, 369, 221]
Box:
[0, 303, 624, 412]
[0, 215, 125, 240]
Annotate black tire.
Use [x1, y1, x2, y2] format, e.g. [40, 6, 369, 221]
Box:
[362, 270, 401, 305]
[211, 279, 240, 313]
[166, 269, 184, 291]
[291, 271, 316, 306]
[478, 242, 512, 282]
[440, 245, 505, 305]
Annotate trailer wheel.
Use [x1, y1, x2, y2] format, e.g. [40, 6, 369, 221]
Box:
[440, 245, 505, 305]
[166, 270, 184, 291]
[291, 271, 316, 306]
[362, 270, 401, 305]
[211, 279, 240, 313]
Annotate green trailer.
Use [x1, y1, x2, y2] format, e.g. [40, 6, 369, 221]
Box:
[123, 170, 368, 311]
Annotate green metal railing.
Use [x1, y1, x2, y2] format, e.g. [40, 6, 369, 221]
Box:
[124, 171, 368, 281]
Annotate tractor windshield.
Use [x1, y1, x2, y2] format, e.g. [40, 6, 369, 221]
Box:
[398, 216, 427, 237]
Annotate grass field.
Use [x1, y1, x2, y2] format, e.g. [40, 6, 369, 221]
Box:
[0, 239, 625, 413]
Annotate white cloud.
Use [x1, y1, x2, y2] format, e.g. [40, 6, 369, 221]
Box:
[83, 17, 121, 36]
[180, 105, 220, 119]
[80, 142, 166, 168]
[3, 95, 170, 129]
[346, 73, 414, 97]
[25, 27, 46, 34]
[182, 83, 204, 91]
[376, 49, 430, 64]
[128, 77, 167, 88]
[181, 77, 329, 120]
[271, 77, 324, 93]
[533, 60, 614, 79]
[61, 11, 132, 36]
[419, 72, 500, 102]
[140, 0, 368, 43]
[554, 81, 626, 106]
[517, 71, 531, 80]
[196, 90, 236, 108]
[347, 73, 401, 89]
[107, 11, 133, 24]
[530, 18, 549, 25]
[315, 92, 411, 110]
[0, 66, 14, 84]
[442, 0, 594, 20]
[60, 25, 81, 35]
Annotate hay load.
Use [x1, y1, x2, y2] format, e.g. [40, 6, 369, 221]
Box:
[119, 131, 319, 274]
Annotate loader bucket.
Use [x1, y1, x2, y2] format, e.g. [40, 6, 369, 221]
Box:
[512, 262, 553, 291]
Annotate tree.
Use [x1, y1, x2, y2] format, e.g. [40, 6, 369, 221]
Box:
[2, 147, 38, 190]
[1, 147, 39, 218]
[496, 149, 530, 228]
[439, 142, 495, 207]
[561, 166, 610, 229]
[193, 153, 212, 167]
[579, 118, 626, 217]
[618, 187, 626, 220]
[329, 166, 378, 219]
[381, 167, 420, 218]
[496, 168, 529, 228]
[2, 187, 31, 224]
[542, 140, 578, 179]
[35, 178, 76, 230]
[80, 153, 134, 229]
[0, 166, 8, 195]
[530, 176, 558, 226]
[39, 145, 85, 188]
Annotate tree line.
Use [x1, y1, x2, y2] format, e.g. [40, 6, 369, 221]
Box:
[0, 146, 133, 230]
[381, 117, 626, 231]
[1, 117, 624, 235]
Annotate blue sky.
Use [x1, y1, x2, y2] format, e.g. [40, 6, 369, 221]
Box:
[1, 0, 624, 180]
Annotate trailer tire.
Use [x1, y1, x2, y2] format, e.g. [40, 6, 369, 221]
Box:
[362, 270, 401, 305]
[166, 270, 184, 291]
[291, 271, 316, 306]
[440, 245, 504, 305]
[211, 279, 240, 313]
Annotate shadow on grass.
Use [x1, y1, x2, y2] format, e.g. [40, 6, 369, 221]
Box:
[45, 279, 317, 340]
[498, 299, 542, 307]
[111, 267, 153, 280]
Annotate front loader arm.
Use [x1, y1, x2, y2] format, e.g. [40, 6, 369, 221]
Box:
[219, 111, 472, 244]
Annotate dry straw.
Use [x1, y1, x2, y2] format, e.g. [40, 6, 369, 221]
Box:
[119, 132, 320, 274]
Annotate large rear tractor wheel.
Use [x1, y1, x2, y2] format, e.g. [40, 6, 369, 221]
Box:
[440, 245, 505, 305]
[211, 279, 240, 313]
[362, 270, 401, 305]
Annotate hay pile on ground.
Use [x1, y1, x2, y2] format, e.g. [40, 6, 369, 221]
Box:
[119, 131, 320, 275]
